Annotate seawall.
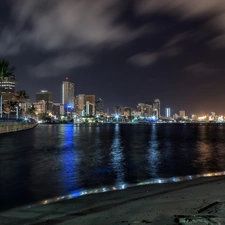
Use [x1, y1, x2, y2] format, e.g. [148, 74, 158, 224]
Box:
[0, 121, 38, 134]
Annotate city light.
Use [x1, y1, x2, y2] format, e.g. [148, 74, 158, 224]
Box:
[2, 72, 225, 124]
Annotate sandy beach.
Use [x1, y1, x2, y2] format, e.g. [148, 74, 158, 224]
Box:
[1, 175, 225, 225]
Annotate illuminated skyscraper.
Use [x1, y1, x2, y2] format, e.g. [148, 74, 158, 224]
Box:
[179, 110, 185, 119]
[62, 78, 75, 109]
[137, 103, 153, 117]
[75, 94, 85, 115]
[153, 99, 160, 119]
[75, 94, 95, 116]
[165, 108, 171, 117]
[36, 90, 53, 112]
[137, 103, 145, 117]
[1, 74, 16, 103]
[85, 95, 95, 116]
[1, 74, 15, 93]
[96, 98, 104, 114]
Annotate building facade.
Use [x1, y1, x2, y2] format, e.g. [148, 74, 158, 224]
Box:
[85, 95, 95, 116]
[75, 94, 95, 116]
[1, 74, 16, 104]
[52, 103, 64, 118]
[33, 100, 47, 114]
[95, 98, 104, 114]
[35, 90, 53, 112]
[179, 110, 186, 119]
[1, 74, 15, 93]
[62, 78, 75, 109]
[137, 103, 153, 118]
[165, 108, 171, 117]
[153, 99, 160, 119]
[75, 94, 85, 116]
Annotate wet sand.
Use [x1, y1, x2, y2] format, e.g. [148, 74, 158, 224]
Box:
[1, 175, 225, 225]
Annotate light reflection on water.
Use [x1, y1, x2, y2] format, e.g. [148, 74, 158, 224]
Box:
[110, 124, 125, 186]
[147, 124, 160, 176]
[1, 123, 225, 211]
[59, 125, 79, 191]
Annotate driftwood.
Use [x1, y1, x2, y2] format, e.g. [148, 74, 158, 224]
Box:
[197, 201, 220, 213]
[174, 214, 219, 224]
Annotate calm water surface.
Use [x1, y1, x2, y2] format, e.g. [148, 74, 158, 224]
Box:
[1, 123, 225, 211]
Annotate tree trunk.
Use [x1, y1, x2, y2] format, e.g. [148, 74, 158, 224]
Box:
[0, 94, 2, 118]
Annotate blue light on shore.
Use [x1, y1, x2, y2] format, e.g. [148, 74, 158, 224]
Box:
[70, 191, 81, 198]
[22, 171, 225, 210]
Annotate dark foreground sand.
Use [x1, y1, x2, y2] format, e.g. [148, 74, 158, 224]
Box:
[1, 176, 225, 225]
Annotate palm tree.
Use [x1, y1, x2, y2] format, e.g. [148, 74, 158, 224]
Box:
[16, 90, 30, 117]
[26, 104, 36, 118]
[0, 59, 15, 118]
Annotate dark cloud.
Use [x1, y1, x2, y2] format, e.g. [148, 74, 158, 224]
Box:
[208, 34, 225, 49]
[1, 0, 225, 114]
[136, 0, 225, 19]
[184, 62, 217, 77]
[136, 0, 225, 49]
[0, 0, 152, 78]
[31, 53, 92, 77]
[128, 52, 159, 67]
[6, 0, 147, 50]
[127, 32, 184, 67]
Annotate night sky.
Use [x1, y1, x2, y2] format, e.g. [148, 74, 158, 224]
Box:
[1, 0, 225, 116]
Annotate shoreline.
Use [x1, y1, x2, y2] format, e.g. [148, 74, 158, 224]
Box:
[13, 171, 225, 211]
[1, 175, 225, 225]
[2, 171, 225, 213]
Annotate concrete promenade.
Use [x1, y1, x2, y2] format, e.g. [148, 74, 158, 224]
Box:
[1, 176, 225, 225]
[0, 119, 38, 133]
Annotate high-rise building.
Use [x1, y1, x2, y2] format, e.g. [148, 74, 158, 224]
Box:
[36, 90, 53, 112]
[85, 95, 95, 116]
[52, 103, 64, 117]
[1, 74, 15, 93]
[62, 78, 75, 109]
[173, 113, 179, 120]
[144, 104, 153, 117]
[95, 98, 104, 114]
[179, 110, 185, 119]
[75, 94, 95, 116]
[76, 94, 85, 116]
[124, 107, 132, 119]
[137, 103, 145, 117]
[137, 103, 153, 118]
[153, 99, 160, 119]
[33, 100, 47, 114]
[165, 108, 171, 117]
[1, 74, 16, 103]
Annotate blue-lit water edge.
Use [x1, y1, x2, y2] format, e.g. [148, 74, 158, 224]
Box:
[1, 123, 225, 211]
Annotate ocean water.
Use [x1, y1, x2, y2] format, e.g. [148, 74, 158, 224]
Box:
[1, 123, 225, 211]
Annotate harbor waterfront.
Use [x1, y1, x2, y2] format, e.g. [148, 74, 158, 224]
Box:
[1, 123, 225, 212]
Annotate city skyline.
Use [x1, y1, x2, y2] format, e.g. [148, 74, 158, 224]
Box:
[1, 1, 225, 115]
[27, 79, 224, 117]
